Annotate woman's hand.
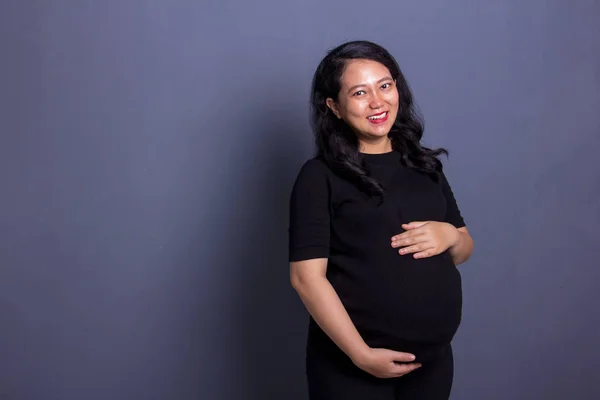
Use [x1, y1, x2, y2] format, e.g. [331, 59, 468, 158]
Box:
[391, 221, 459, 259]
[352, 347, 422, 379]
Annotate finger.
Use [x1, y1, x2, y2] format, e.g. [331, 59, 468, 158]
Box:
[402, 221, 428, 230]
[413, 249, 438, 259]
[391, 229, 423, 242]
[391, 233, 428, 248]
[390, 362, 422, 376]
[399, 242, 435, 255]
[388, 351, 416, 363]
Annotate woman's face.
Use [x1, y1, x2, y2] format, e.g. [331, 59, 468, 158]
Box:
[326, 59, 399, 141]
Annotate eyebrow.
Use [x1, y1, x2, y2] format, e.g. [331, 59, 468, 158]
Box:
[347, 77, 393, 94]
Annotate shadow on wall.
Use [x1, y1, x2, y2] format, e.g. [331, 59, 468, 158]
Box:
[229, 103, 313, 399]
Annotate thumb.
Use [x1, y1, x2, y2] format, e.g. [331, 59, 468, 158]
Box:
[402, 221, 428, 230]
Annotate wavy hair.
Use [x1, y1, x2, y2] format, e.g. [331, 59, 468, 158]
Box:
[310, 40, 447, 196]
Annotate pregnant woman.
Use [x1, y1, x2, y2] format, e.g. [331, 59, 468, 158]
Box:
[288, 40, 474, 399]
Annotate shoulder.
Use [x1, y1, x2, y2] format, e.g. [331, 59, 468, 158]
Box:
[437, 164, 455, 187]
[294, 157, 332, 182]
[290, 158, 333, 211]
[290, 157, 333, 200]
[298, 156, 330, 173]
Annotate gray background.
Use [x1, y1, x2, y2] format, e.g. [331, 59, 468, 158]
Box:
[1, 0, 599, 399]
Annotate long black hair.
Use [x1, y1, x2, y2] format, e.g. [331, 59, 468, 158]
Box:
[310, 40, 447, 196]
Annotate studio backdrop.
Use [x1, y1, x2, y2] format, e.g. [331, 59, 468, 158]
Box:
[1, 1, 599, 399]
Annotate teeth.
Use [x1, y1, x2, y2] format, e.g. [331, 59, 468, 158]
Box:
[368, 112, 387, 120]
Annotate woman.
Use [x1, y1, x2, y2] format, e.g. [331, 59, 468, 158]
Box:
[288, 40, 474, 399]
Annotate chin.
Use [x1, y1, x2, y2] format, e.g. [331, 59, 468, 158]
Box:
[365, 126, 393, 137]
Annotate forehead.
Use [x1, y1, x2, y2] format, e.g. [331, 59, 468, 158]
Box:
[340, 59, 392, 87]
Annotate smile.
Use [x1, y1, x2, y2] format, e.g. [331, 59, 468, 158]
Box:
[367, 111, 389, 123]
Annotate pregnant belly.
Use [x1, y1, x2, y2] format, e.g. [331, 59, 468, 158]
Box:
[330, 251, 462, 362]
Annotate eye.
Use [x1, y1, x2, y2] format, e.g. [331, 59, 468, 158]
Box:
[353, 90, 366, 96]
[381, 82, 392, 89]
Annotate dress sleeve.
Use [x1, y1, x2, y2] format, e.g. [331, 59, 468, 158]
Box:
[288, 159, 331, 262]
[440, 170, 466, 229]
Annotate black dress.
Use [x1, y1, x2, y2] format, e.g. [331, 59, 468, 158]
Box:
[288, 150, 466, 400]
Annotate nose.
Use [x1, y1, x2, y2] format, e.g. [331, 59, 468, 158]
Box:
[369, 92, 383, 109]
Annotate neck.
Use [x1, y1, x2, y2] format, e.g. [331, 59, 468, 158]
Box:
[359, 137, 393, 154]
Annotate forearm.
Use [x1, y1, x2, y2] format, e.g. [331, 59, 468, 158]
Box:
[292, 276, 369, 363]
[448, 229, 474, 265]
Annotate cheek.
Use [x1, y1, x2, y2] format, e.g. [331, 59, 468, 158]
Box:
[345, 101, 369, 119]
[385, 92, 400, 108]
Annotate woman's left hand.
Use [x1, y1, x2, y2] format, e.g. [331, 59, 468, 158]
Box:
[391, 221, 459, 259]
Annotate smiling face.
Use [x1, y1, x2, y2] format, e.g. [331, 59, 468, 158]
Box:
[326, 59, 399, 145]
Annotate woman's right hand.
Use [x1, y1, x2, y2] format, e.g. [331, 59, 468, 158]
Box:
[352, 348, 422, 379]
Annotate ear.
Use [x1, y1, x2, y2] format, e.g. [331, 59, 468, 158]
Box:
[326, 98, 342, 119]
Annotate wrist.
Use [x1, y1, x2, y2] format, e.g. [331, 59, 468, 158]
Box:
[349, 343, 372, 366]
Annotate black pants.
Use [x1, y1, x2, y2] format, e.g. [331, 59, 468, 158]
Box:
[306, 344, 454, 400]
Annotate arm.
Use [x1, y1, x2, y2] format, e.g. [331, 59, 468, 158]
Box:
[288, 161, 369, 359]
[440, 169, 473, 265]
[448, 226, 474, 266]
[290, 258, 370, 364]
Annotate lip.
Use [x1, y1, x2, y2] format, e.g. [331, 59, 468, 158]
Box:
[367, 111, 389, 125]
